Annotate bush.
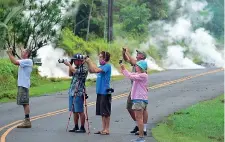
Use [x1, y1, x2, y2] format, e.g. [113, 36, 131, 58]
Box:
[0, 59, 18, 92]
[0, 59, 48, 100]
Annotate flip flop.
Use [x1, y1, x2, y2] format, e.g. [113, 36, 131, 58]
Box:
[94, 131, 102, 134]
[100, 131, 110, 135]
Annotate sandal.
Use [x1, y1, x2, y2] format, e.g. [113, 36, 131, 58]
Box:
[94, 131, 102, 134]
[100, 131, 110, 135]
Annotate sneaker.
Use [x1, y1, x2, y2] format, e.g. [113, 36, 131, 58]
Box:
[135, 131, 147, 136]
[69, 126, 79, 132]
[130, 126, 139, 133]
[75, 126, 86, 133]
[17, 118, 31, 128]
[131, 137, 145, 142]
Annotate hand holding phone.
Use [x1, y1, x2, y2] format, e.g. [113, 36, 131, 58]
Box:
[119, 59, 122, 64]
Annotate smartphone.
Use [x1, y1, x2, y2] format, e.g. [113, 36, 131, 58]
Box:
[119, 59, 122, 64]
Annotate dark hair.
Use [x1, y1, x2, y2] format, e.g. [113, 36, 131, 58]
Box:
[100, 51, 110, 62]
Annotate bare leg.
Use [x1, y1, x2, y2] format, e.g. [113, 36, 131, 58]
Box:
[74, 113, 79, 125]
[79, 112, 85, 126]
[102, 116, 106, 132]
[143, 110, 148, 123]
[143, 110, 148, 132]
[128, 109, 136, 121]
[135, 110, 144, 137]
[105, 116, 110, 133]
[23, 104, 30, 116]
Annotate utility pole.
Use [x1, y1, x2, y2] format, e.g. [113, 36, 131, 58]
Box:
[107, 0, 113, 43]
[86, 0, 94, 41]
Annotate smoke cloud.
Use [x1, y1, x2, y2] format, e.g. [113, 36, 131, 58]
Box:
[37, 45, 121, 78]
[147, 0, 224, 69]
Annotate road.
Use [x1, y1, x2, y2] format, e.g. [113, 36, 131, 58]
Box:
[0, 68, 224, 142]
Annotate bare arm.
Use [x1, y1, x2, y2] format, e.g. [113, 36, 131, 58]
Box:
[122, 47, 137, 65]
[6, 49, 19, 65]
[64, 62, 76, 76]
[125, 51, 137, 65]
[86, 58, 102, 73]
[122, 48, 129, 61]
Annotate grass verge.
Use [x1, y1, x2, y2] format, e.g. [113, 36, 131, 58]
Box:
[152, 94, 224, 142]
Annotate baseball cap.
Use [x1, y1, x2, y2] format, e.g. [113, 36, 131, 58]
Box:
[136, 60, 148, 71]
[71, 53, 85, 60]
[136, 50, 147, 59]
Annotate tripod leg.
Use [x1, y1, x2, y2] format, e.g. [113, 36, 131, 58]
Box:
[66, 96, 76, 132]
[83, 94, 90, 134]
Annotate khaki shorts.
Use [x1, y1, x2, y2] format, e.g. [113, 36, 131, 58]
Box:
[126, 92, 133, 110]
[17, 86, 29, 105]
[132, 101, 148, 111]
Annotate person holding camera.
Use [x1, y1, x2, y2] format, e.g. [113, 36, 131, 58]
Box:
[120, 60, 148, 142]
[122, 47, 149, 136]
[63, 53, 89, 133]
[85, 51, 112, 135]
[6, 47, 33, 128]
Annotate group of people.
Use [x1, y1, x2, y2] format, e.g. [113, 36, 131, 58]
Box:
[6, 47, 149, 142]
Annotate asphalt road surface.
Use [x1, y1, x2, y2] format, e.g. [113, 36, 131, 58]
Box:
[0, 68, 224, 142]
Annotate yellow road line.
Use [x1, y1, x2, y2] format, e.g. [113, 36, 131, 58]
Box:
[0, 68, 223, 142]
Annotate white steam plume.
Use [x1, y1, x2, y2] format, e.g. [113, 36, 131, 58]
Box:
[148, 0, 224, 69]
[163, 45, 204, 69]
[37, 45, 70, 78]
[37, 45, 121, 78]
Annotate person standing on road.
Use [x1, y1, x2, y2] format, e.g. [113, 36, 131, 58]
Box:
[120, 60, 149, 142]
[122, 47, 149, 135]
[6, 47, 33, 128]
[85, 51, 112, 135]
[64, 54, 89, 133]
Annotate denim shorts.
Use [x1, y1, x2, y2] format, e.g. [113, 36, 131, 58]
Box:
[69, 96, 84, 113]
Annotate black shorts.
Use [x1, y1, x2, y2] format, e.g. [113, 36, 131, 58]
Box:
[96, 94, 112, 116]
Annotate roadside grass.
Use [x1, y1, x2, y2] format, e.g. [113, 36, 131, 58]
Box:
[152, 94, 224, 142]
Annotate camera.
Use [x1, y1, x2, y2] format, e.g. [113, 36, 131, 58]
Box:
[106, 88, 114, 94]
[58, 54, 89, 64]
[119, 59, 122, 64]
[58, 59, 68, 63]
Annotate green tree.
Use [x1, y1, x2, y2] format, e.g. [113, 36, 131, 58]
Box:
[0, 0, 24, 58]
[120, 3, 150, 37]
[0, 0, 75, 58]
[205, 0, 224, 43]
[62, 0, 105, 40]
[139, 0, 169, 20]
[58, 28, 96, 56]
